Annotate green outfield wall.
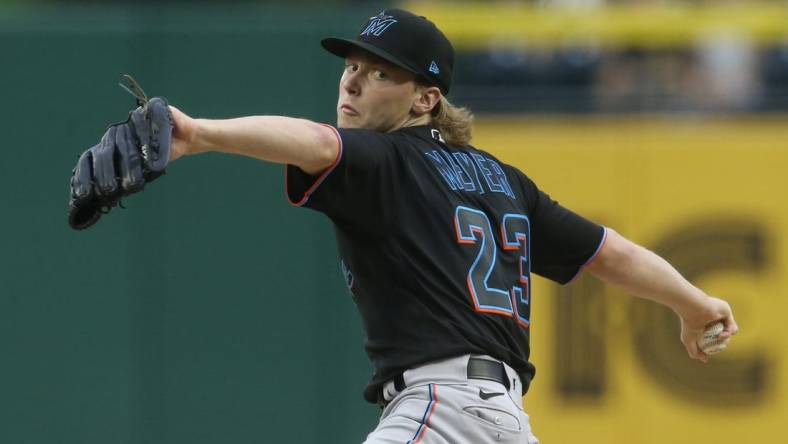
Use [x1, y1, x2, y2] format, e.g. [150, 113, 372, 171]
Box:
[0, 6, 380, 444]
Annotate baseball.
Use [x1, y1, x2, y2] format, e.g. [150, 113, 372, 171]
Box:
[698, 321, 730, 355]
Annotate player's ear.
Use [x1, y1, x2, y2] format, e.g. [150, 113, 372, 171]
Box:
[412, 84, 441, 117]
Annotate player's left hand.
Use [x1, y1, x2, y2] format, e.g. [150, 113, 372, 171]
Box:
[677, 295, 738, 363]
[68, 96, 173, 230]
[168, 105, 197, 162]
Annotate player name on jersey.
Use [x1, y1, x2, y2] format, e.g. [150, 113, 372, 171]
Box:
[424, 149, 517, 199]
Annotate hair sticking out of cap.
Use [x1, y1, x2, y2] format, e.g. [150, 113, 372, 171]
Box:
[430, 96, 473, 146]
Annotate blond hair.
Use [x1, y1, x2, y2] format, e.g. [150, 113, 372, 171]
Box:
[431, 96, 474, 146]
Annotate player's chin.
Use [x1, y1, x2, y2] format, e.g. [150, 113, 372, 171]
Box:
[337, 115, 361, 129]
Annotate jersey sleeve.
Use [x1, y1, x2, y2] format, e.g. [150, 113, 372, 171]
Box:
[517, 172, 607, 284]
[285, 126, 399, 232]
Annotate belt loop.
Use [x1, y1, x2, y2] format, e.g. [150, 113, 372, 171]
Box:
[394, 374, 406, 392]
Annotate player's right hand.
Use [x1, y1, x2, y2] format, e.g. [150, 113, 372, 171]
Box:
[677, 295, 739, 363]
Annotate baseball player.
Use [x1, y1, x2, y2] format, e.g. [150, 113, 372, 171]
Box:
[72, 8, 738, 444]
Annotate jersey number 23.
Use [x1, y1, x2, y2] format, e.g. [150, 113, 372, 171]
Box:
[454, 206, 530, 328]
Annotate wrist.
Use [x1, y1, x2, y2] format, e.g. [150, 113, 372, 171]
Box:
[671, 289, 711, 320]
[190, 118, 214, 154]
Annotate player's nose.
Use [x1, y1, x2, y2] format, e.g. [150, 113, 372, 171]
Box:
[342, 71, 361, 96]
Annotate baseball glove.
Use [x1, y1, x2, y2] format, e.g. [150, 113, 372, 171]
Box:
[68, 75, 173, 230]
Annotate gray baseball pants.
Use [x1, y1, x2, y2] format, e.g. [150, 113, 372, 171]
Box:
[363, 354, 539, 444]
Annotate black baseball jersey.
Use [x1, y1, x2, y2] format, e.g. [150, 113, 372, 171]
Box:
[286, 124, 605, 403]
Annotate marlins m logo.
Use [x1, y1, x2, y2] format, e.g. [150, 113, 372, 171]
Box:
[360, 11, 398, 37]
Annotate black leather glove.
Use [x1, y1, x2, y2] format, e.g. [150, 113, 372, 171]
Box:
[68, 96, 173, 230]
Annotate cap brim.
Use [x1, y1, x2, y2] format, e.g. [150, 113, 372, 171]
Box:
[321, 37, 422, 77]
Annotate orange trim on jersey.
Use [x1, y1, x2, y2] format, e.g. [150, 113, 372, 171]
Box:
[467, 276, 480, 310]
[468, 282, 513, 317]
[501, 224, 516, 250]
[458, 224, 515, 318]
[455, 218, 479, 244]
[502, 226, 528, 253]
[285, 124, 343, 207]
[511, 288, 530, 329]
[477, 306, 516, 318]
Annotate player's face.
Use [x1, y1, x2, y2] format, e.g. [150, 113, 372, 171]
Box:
[337, 50, 423, 132]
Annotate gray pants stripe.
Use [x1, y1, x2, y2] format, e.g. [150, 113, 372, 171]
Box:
[406, 383, 436, 444]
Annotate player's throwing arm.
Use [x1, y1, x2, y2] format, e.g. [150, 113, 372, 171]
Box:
[585, 228, 738, 363]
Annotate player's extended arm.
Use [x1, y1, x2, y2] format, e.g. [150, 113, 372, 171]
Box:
[585, 228, 739, 363]
[168, 105, 338, 175]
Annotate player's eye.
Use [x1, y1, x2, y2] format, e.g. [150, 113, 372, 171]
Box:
[344, 63, 359, 73]
[372, 70, 388, 80]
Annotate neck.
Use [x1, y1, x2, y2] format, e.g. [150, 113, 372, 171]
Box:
[387, 113, 432, 133]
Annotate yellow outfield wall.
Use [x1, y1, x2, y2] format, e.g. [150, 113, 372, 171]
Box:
[473, 117, 788, 444]
[404, 2, 788, 49]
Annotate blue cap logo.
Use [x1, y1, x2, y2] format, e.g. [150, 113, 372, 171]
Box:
[360, 11, 398, 37]
[429, 61, 440, 75]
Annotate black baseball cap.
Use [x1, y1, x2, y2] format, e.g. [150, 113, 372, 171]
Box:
[321, 9, 454, 94]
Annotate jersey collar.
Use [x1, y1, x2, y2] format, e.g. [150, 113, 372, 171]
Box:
[398, 125, 446, 145]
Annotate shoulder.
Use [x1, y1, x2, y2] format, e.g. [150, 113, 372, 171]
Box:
[466, 144, 533, 180]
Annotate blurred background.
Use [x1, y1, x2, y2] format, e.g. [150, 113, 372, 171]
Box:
[1, 0, 786, 443]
